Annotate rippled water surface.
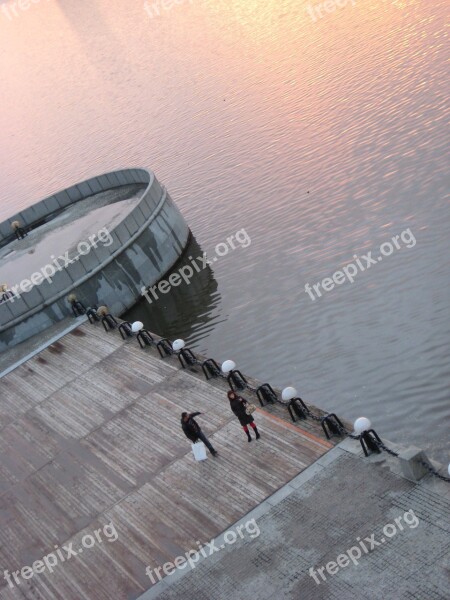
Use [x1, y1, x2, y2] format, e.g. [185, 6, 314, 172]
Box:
[1, 0, 448, 460]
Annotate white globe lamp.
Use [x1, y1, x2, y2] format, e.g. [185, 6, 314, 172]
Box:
[222, 360, 236, 374]
[172, 339, 186, 352]
[131, 321, 144, 333]
[282, 387, 297, 401]
[354, 417, 372, 435]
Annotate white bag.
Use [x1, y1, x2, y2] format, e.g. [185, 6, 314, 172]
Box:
[192, 441, 207, 461]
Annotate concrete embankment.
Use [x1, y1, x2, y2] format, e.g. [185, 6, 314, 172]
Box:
[0, 318, 448, 600]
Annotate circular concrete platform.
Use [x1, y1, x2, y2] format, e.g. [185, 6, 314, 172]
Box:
[0, 168, 190, 350]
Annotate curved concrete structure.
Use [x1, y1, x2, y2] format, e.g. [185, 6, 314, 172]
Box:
[0, 168, 190, 350]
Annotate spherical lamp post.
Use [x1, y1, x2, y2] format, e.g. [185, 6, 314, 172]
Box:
[172, 339, 197, 368]
[354, 417, 371, 435]
[221, 360, 247, 392]
[132, 321, 144, 333]
[67, 293, 86, 317]
[354, 417, 382, 457]
[282, 386, 308, 422]
[172, 339, 186, 352]
[133, 322, 154, 348]
[282, 387, 297, 402]
[221, 360, 236, 375]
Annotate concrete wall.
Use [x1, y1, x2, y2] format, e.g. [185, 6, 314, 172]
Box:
[0, 169, 150, 246]
[0, 169, 190, 351]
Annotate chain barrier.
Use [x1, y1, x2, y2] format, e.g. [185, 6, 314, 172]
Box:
[303, 407, 323, 422]
[333, 420, 359, 440]
[83, 308, 449, 483]
[276, 397, 290, 406]
[374, 439, 399, 457]
[418, 460, 450, 482]
[171, 340, 449, 481]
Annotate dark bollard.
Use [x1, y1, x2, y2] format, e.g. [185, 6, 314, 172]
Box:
[97, 306, 117, 331]
[1, 285, 14, 303]
[202, 358, 221, 380]
[157, 338, 173, 358]
[178, 348, 197, 368]
[359, 429, 382, 457]
[72, 301, 86, 317]
[227, 369, 247, 392]
[1, 292, 13, 303]
[137, 329, 154, 348]
[67, 294, 86, 317]
[86, 307, 100, 324]
[102, 314, 118, 331]
[288, 397, 308, 422]
[118, 322, 133, 339]
[11, 221, 27, 240]
[171, 339, 196, 368]
[256, 383, 277, 406]
[321, 413, 345, 439]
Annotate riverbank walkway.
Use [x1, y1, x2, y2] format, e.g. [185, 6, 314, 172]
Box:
[143, 441, 450, 600]
[0, 320, 333, 599]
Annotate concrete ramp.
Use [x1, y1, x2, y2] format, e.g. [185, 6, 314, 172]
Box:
[143, 447, 450, 600]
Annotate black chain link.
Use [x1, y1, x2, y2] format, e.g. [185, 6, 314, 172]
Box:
[334, 421, 347, 435]
[333, 420, 359, 439]
[304, 407, 322, 422]
[244, 382, 258, 393]
[419, 460, 450, 482]
[374, 439, 400, 457]
[276, 397, 290, 406]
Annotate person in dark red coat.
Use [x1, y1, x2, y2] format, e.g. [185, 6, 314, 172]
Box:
[228, 391, 260, 442]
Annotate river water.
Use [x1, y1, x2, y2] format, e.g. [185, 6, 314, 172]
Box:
[1, 0, 448, 461]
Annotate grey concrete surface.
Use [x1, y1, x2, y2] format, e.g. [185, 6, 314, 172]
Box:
[0, 169, 146, 245]
[140, 443, 450, 600]
[399, 446, 434, 482]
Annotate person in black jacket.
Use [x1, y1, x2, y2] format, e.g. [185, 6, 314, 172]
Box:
[181, 412, 218, 456]
[228, 391, 260, 442]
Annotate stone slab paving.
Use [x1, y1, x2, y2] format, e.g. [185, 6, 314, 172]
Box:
[0, 321, 332, 600]
[141, 444, 450, 600]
